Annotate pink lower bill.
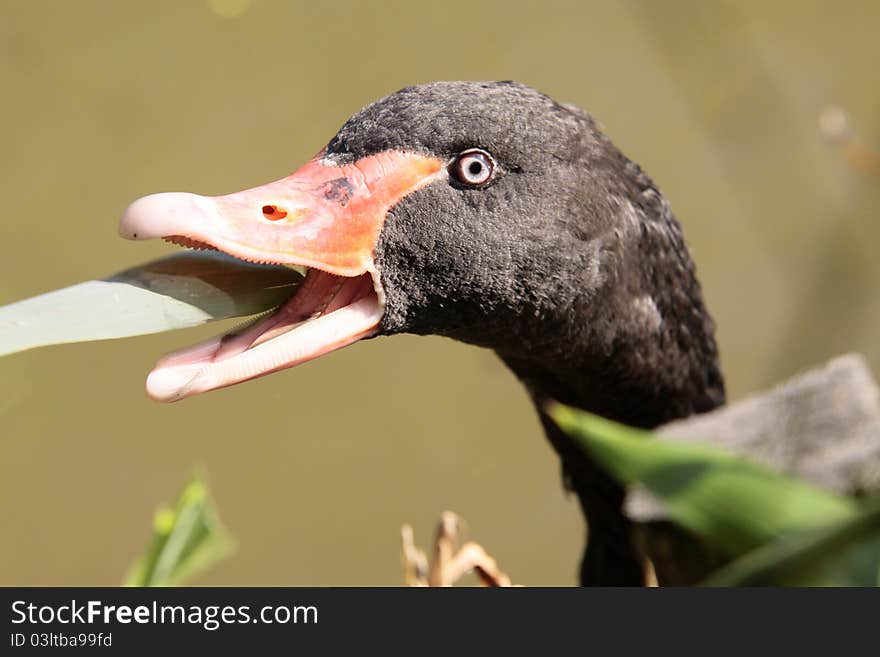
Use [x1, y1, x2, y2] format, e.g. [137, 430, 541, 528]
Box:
[145, 270, 382, 402]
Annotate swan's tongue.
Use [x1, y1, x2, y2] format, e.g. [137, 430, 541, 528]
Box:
[118, 150, 445, 401]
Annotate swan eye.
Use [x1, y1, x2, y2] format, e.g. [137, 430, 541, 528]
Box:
[451, 149, 495, 187]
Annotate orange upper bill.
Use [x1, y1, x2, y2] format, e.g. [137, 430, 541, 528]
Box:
[119, 150, 445, 276]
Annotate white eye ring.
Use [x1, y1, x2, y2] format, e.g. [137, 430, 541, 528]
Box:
[451, 149, 495, 187]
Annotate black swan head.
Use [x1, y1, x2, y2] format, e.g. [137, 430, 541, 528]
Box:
[120, 80, 725, 584]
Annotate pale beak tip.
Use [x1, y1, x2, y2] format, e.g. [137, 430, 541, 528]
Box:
[145, 361, 206, 402]
[119, 192, 213, 241]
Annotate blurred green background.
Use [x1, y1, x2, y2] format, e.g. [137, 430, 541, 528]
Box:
[1, 0, 878, 585]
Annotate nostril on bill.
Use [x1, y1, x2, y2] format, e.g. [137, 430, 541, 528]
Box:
[262, 205, 288, 221]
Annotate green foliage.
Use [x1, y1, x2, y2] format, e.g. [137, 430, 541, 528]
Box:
[0, 251, 302, 357]
[123, 471, 235, 587]
[705, 496, 880, 586]
[548, 403, 880, 585]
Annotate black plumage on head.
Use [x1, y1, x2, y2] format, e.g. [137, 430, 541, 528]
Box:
[334, 81, 726, 584]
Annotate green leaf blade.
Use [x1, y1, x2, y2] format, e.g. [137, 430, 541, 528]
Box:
[705, 496, 880, 586]
[123, 471, 235, 587]
[548, 403, 856, 556]
[0, 251, 303, 357]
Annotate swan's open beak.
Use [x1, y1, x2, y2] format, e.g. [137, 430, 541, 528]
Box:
[119, 150, 445, 402]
